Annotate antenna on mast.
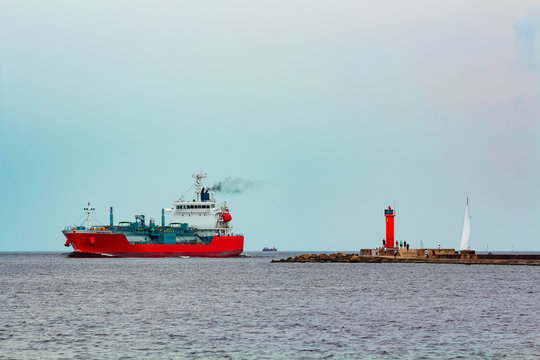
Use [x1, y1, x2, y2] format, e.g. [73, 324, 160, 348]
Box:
[193, 170, 207, 201]
[83, 202, 95, 228]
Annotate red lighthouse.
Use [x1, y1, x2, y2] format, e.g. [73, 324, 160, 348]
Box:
[385, 206, 395, 248]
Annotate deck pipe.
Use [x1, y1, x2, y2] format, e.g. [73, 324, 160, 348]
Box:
[161, 208, 165, 227]
[110, 207, 113, 228]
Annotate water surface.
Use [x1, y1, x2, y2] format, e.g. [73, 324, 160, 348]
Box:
[1, 252, 538, 359]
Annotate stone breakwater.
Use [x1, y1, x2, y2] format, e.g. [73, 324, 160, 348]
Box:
[272, 251, 540, 265]
[272, 253, 363, 263]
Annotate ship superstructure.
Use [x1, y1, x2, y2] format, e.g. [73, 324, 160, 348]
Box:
[62, 172, 243, 257]
[166, 172, 233, 237]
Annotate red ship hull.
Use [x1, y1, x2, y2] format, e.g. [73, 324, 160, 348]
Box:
[64, 232, 243, 258]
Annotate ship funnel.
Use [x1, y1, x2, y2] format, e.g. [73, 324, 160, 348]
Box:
[110, 207, 114, 227]
[161, 208, 165, 227]
[201, 187, 210, 202]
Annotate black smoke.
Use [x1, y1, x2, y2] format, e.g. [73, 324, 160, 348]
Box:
[208, 177, 260, 194]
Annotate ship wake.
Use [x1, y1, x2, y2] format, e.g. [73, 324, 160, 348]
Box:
[67, 252, 119, 258]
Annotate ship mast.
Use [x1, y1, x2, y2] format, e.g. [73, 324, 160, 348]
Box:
[193, 171, 207, 201]
[84, 202, 95, 228]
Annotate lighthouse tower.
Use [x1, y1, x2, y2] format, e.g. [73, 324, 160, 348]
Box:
[385, 206, 396, 248]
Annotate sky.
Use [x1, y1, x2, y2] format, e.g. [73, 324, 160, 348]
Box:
[1, 0, 539, 252]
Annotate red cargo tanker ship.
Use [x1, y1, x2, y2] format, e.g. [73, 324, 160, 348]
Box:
[63, 172, 244, 257]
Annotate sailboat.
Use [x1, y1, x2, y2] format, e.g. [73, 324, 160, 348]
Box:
[459, 198, 471, 251]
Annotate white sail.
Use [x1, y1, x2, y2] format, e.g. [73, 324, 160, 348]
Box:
[459, 198, 471, 251]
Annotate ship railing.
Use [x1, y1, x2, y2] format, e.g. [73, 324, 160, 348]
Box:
[194, 225, 228, 230]
[64, 225, 113, 231]
[64, 225, 88, 231]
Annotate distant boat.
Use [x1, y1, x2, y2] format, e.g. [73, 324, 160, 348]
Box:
[263, 247, 277, 252]
[459, 198, 471, 251]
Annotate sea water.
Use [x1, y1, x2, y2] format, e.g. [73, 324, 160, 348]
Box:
[0, 252, 538, 359]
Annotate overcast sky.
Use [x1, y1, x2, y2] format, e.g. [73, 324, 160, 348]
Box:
[1, 0, 538, 251]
